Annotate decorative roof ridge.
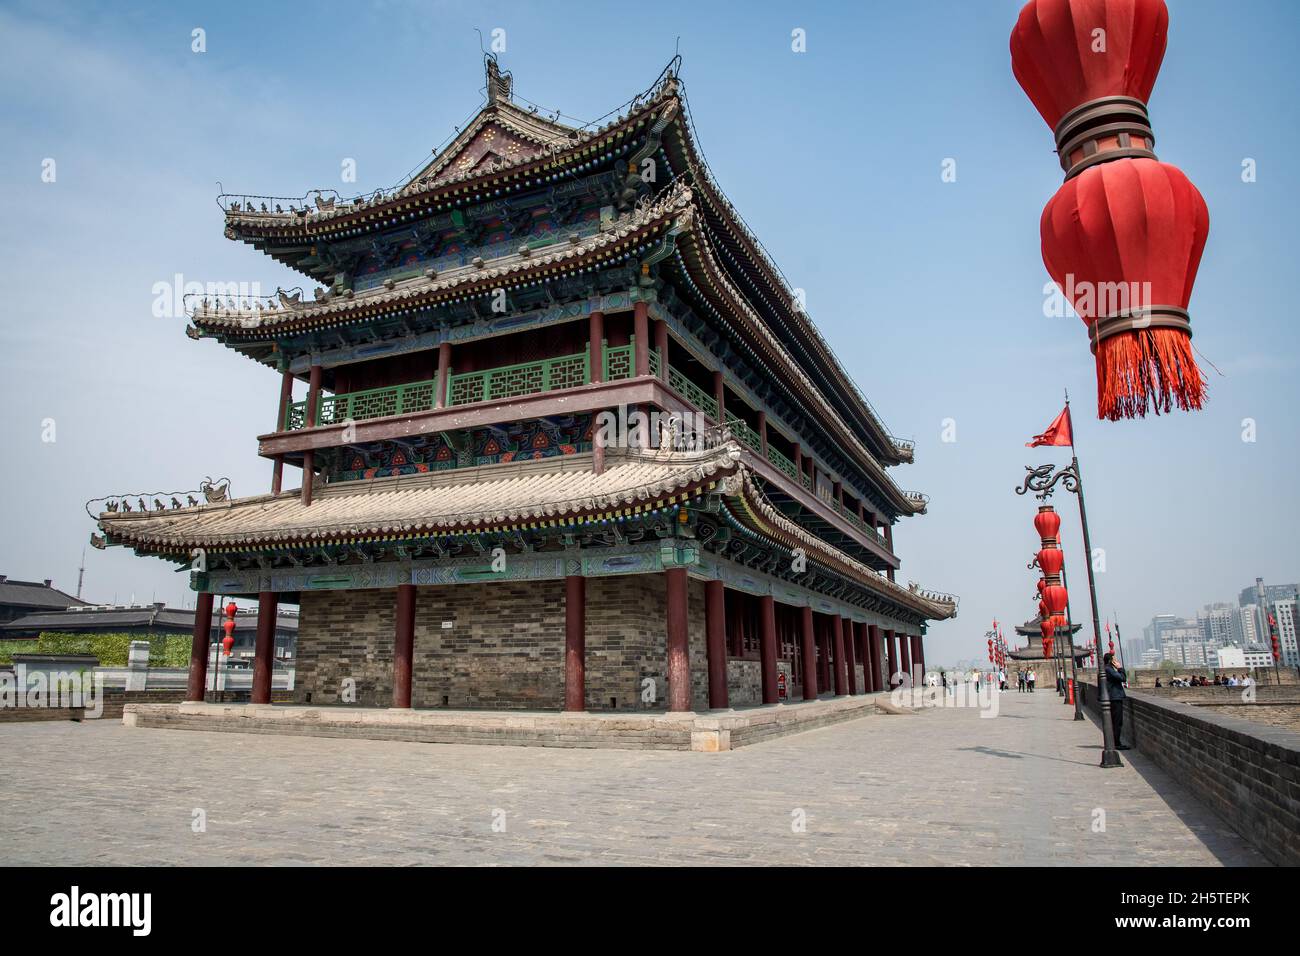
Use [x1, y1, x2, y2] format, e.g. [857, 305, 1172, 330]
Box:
[732, 471, 958, 620]
[679, 226, 924, 515]
[193, 184, 694, 333]
[219, 74, 678, 233]
[397, 99, 581, 194]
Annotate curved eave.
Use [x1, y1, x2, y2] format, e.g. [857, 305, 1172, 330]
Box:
[672, 223, 926, 517]
[729, 472, 957, 622]
[194, 194, 688, 341]
[96, 446, 740, 556]
[656, 109, 906, 466]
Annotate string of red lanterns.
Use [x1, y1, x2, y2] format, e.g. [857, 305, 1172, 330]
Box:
[1033, 505, 1068, 664]
[1011, 0, 1210, 421]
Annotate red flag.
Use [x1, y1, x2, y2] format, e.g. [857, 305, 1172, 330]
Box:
[1026, 406, 1073, 448]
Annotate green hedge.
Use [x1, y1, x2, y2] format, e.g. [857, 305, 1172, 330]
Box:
[0, 632, 192, 667]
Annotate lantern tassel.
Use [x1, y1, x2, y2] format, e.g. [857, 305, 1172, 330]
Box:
[1094, 327, 1207, 421]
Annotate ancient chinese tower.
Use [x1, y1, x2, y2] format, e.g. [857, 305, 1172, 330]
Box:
[95, 58, 957, 713]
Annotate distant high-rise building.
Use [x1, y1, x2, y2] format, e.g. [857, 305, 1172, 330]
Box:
[1197, 603, 1236, 646]
[1238, 578, 1299, 653]
[1237, 604, 1260, 645]
[1271, 599, 1299, 667]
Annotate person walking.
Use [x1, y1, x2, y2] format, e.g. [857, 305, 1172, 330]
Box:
[1103, 652, 1129, 749]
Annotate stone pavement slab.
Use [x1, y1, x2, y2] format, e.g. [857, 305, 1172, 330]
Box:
[0, 687, 1267, 866]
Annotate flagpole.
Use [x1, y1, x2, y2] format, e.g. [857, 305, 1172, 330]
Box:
[1064, 395, 1122, 766]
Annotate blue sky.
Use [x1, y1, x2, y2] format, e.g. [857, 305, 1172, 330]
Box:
[1, 0, 1296, 664]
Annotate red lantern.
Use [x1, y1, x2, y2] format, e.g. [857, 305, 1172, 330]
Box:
[1041, 158, 1209, 420]
[1040, 618, 1055, 639]
[1051, 614, 1069, 632]
[1036, 578, 1046, 595]
[1037, 547, 1064, 576]
[1038, 599, 1049, 618]
[1043, 584, 1069, 615]
[1033, 508, 1060, 541]
[224, 602, 238, 619]
[1011, 0, 1169, 174]
[1043, 636, 1054, 659]
[221, 635, 234, 655]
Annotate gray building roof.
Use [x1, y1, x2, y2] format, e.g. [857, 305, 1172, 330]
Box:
[0, 575, 85, 611]
[0, 602, 298, 638]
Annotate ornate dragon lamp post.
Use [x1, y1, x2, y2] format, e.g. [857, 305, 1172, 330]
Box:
[1016, 460, 1120, 767]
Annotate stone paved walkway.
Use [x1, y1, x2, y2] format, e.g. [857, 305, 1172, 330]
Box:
[0, 686, 1267, 865]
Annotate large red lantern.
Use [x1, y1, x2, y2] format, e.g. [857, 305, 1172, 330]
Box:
[1037, 547, 1064, 576]
[1043, 584, 1069, 615]
[1036, 578, 1046, 595]
[1040, 618, 1055, 639]
[1041, 158, 1209, 420]
[1033, 508, 1060, 541]
[1011, 0, 1168, 175]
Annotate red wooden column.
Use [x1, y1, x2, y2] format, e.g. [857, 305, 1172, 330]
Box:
[831, 615, 848, 696]
[898, 630, 912, 686]
[704, 580, 728, 709]
[757, 411, 768, 456]
[665, 568, 690, 712]
[800, 606, 818, 700]
[654, 318, 669, 382]
[917, 635, 926, 678]
[565, 575, 586, 711]
[589, 310, 605, 384]
[886, 630, 898, 686]
[821, 621, 833, 692]
[633, 300, 650, 377]
[912, 634, 924, 684]
[856, 622, 872, 694]
[712, 370, 725, 425]
[271, 369, 294, 494]
[868, 625, 885, 692]
[186, 591, 214, 701]
[301, 363, 322, 506]
[793, 444, 803, 477]
[434, 341, 452, 408]
[759, 595, 779, 705]
[393, 584, 416, 708]
[843, 616, 857, 695]
[251, 591, 277, 704]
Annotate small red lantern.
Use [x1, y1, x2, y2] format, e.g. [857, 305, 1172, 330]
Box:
[1038, 599, 1049, 618]
[1033, 508, 1060, 541]
[1043, 636, 1054, 659]
[1040, 619, 1055, 639]
[224, 601, 238, 618]
[221, 635, 235, 655]
[1036, 578, 1046, 595]
[1043, 584, 1069, 615]
[1037, 547, 1064, 576]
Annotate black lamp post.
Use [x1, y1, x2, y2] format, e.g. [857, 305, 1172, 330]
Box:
[1016, 459, 1121, 768]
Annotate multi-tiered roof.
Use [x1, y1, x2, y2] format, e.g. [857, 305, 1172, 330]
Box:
[95, 58, 956, 628]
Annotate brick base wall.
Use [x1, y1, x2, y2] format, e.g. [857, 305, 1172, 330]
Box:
[295, 576, 710, 712]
